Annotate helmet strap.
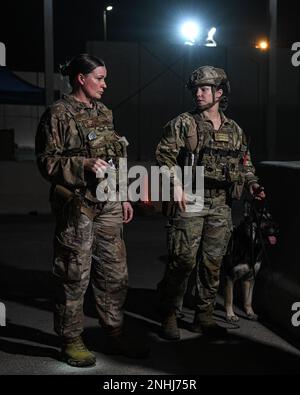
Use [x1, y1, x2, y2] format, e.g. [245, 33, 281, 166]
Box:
[196, 85, 221, 111]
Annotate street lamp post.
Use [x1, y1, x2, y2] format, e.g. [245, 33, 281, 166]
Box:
[103, 5, 113, 41]
[267, 0, 277, 160]
[43, 0, 54, 106]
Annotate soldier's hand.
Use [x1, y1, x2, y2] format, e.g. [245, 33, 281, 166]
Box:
[122, 202, 134, 223]
[84, 158, 109, 174]
[249, 183, 266, 200]
[174, 185, 187, 212]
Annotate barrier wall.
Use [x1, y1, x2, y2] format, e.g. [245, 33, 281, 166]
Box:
[254, 161, 300, 345]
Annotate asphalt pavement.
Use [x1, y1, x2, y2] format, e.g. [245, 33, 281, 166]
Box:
[1, 212, 300, 375]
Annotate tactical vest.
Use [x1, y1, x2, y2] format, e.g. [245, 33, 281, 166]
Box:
[61, 99, 128, 200]
[180, 113, 247, 188]
[59, 99, 128, 163]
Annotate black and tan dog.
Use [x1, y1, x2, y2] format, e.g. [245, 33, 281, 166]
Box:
[223, 199, 278, 322]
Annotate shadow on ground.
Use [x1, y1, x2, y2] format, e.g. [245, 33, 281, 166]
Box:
[1, 263, 300, 374]
[0, 262, 54, 311]
[0, 323, 59, 359]
[1, 285, 300, 374]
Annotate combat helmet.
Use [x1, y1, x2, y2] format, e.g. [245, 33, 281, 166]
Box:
[187, 65, 230, 109]
[187, 65, 230, 94]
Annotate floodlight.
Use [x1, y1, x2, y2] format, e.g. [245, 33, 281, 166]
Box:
[205, 27, 217, 47]
[180, 21, 200, 45]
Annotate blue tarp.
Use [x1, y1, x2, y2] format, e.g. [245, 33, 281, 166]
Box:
[0, 66, 45, 105]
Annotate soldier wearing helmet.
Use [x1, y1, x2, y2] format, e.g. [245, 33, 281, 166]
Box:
[156, 65, 265, 340]
[187, 65, 230, 110]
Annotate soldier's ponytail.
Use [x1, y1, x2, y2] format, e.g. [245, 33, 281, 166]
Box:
[59, 53, 105, 87]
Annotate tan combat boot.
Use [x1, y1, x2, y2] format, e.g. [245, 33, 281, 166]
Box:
[160, 312, 180, 340]
[191, 312, 227, 337]
[61, 336, 96, 367]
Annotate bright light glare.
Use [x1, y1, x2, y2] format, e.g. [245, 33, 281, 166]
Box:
[106, 5, 113, 11]
[207, 27, 216, 40]
[255, 40, 269, 50]
[180, 21, 200, 43]
[205, 27, 217, 47]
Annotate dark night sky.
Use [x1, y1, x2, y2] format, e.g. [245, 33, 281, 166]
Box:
[0, 0, 299, 71]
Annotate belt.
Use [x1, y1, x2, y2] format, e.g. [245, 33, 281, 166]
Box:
[204, 188, 227, 198]
[202, 147, 240, 158]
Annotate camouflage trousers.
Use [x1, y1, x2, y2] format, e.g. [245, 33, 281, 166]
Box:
[158, 191, 232, 318]
[52, 200, 127, 339]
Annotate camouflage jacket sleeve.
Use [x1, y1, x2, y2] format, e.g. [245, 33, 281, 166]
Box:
[240, 128, 258, 187]
[156, 114, 192, 183]
[35, 107, 86, 188]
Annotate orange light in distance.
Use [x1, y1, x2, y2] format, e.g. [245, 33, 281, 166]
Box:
[255, 40, 269, 50]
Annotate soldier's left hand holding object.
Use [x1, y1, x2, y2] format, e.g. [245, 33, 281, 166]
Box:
[84, 158, 109, 174]
[122, 202, 134, 223]
[249, 183, 266, 200]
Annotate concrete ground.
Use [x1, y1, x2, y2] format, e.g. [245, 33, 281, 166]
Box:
[1, 212, 300, 375]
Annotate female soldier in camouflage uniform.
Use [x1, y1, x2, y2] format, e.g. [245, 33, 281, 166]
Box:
[36, 54, 146, 366]
[156, 66, 265, 340]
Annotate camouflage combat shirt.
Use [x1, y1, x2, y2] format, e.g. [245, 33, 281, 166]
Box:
[35, 94, 127, 202]
[156, 109, 258, 190]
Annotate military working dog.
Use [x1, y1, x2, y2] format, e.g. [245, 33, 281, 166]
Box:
[223, 198, 278, 322]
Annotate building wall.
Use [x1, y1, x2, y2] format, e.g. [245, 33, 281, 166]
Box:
[87, 42, 300, 162]
[254, 162, 300, 344]
[1, 43, 299, 162]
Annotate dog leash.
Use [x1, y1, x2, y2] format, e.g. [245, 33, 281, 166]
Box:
[249, 197, 278, 310]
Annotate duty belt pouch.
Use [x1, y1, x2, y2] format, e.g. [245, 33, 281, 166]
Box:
[52, 188, 83, 282]
[52, 185, 82, 227]
[53, 236, 82, 282]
